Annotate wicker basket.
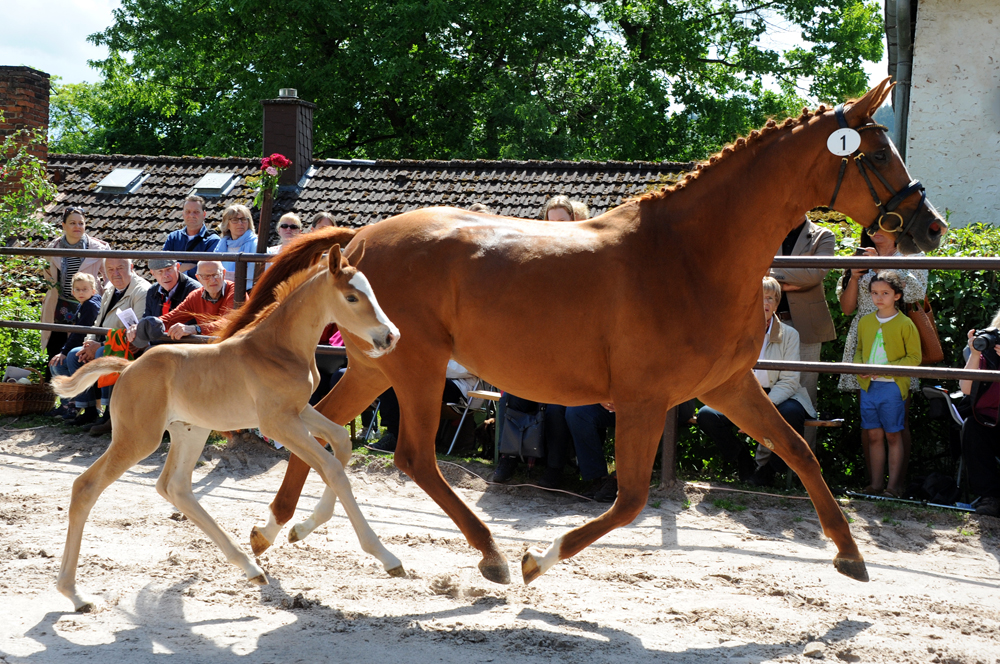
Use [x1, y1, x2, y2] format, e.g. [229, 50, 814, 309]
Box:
[0, 382, 57, 417]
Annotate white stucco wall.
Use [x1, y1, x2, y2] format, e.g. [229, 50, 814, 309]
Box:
[906, 0, 1000, 227]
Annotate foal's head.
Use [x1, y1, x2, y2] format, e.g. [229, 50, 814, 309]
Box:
[325, 240, 400, 357]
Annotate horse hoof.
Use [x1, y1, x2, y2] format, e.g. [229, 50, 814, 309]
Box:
[247, 573, 269, 586]
[478, 556, 511, 585]
[521, 551, 542, 585]
[250, 526, 272, 556]
[833, 556, 869, 582]
[386, 565, 406, 578]
[75, 600, 96, 614]
[287, 524, 305, 544]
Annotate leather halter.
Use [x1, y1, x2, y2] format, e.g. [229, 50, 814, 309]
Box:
[828, 104, 927, 240]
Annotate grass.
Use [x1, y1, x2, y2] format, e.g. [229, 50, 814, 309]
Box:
[651, 500, 661, 509]
[712, 498, 747, 513]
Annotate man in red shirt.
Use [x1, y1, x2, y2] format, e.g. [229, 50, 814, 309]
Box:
[131, 261, 235, 346]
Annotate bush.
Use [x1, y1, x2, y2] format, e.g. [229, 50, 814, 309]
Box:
[0, 289, 48, 375]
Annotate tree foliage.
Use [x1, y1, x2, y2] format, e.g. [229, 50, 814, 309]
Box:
[55, 0, 883, 161]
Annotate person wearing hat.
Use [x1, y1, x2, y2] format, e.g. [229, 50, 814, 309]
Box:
[125, 258, 201, 348]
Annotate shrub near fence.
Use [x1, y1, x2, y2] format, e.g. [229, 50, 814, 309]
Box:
[676, 221, 1000, 488]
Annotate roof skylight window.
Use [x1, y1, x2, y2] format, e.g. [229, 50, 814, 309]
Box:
[191, 172, 239, 197]
[95, 168, 147, 194]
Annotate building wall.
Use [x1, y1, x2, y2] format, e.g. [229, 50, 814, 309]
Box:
[906, 0, 1000, 227]
[0, 66, 50, 199]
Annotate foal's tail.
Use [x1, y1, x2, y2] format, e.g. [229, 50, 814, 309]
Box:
[50, 357, 132, 398]
[216, 226, 358, 341]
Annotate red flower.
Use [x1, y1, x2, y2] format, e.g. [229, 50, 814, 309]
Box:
[262, 153, 291, 170]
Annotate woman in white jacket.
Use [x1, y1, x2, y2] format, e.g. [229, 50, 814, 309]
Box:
[696, 277, 816, 486]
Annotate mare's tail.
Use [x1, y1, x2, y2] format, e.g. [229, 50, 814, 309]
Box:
[216, 226, 358, 341]
[50, 356, 132, 398]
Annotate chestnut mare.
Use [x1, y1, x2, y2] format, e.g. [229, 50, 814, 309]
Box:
[227, 80, 945, 586]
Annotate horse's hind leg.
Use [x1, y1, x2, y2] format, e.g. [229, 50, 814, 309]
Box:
[159, 423, 266, 585]
[58, 424, 163, 611]
[258, 411, 403, 576]
[251, 363, 389, 555]
[699, 372, 868, 582]
[393, 378, 510, 585]
[522, 400, 665, 584]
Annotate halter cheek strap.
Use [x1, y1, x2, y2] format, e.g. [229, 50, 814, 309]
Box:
[829, 104, 927, 240]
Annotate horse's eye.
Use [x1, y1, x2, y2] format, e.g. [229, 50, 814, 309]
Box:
[873, 150, 888, 163]
[345, 295, 358, 303]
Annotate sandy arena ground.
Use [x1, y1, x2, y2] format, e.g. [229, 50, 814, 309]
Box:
[1, 421, 999, 664]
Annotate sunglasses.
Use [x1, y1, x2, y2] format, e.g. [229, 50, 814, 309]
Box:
[279, 224, 302, 230]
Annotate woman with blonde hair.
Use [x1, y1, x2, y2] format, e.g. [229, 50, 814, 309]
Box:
[213, 204, 257, 290]
[540, 195, 575, 221]
[269, 212, 304, 254]
[308, 211, 336, 231]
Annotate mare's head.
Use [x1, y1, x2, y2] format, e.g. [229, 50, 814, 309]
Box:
[825, 78, 946, 254]
[325, 240, 400, 357]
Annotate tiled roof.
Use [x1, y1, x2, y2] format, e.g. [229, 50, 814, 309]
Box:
[44, 154, 694, 250]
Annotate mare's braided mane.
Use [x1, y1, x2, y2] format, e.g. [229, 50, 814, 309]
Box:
[641, 102, 871, 202]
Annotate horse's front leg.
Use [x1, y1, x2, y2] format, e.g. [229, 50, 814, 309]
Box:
[158, 423, 267, 585]
[700, 372, 868, 582]
[521, 400, 665, 584]
[258, 412, 403, 576]
[250, 363, 389, 555]
[394, 382, 510, 585]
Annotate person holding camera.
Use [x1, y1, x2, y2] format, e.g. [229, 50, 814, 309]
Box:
[959, 312, 1000, 517]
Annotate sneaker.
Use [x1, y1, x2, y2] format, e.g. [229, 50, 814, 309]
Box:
[47, 402, 74, 419]
[366, 431, 397, 454]
[62, 407, 82, 422]
[71, 407, 99, 427]
[976, 496, 1000, 517]
[593, 472, 618, 503]
[492, 455, 517, 483]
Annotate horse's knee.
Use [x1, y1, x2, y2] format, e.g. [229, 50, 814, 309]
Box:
[612, 490, 648, 522]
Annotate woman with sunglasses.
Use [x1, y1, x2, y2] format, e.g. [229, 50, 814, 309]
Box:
[213, 204, 257, 291]
[836, 225, 928, 489]
[40, 207, 110, 377]
[267, 212, 303, 255]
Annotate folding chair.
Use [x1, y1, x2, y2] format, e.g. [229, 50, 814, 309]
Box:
[445, 380, 501, 455]
[921, 385, 965, 493]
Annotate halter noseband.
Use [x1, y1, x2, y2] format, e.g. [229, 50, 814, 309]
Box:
[828, 104, 927, 240]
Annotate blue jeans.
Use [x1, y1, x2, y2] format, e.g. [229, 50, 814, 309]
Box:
[565, 404, 616, 481]
[51, 345, 109, 407]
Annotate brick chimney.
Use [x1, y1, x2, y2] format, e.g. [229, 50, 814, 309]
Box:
[0, 66, 50, 198]
[261, 88, 315, 186]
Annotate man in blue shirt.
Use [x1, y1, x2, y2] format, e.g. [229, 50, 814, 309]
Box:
[162, 195, 221, 277]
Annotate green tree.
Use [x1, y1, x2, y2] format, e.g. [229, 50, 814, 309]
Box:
[0, 112, 57, 373]
[56, 0, 883, 162]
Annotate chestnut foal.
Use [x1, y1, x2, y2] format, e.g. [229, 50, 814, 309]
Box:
[51, 243, 403, 612]
[233, 80, 946, 587]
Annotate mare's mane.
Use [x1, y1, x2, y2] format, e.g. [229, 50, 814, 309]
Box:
[640, 102, 862, 203]
[216, 226, 357, 342]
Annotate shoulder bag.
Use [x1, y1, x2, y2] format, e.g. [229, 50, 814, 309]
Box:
[907, 297, 944, 365]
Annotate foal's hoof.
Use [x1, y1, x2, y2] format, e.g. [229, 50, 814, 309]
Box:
[386, 565, 406, 578]
[287, 524, 307, 544]
[521, 551, 542, 585]
[478, 555, 511, 585]
[247, 573, 269, 586]
[75, 600, 96, 614]
[249, 526, 272, 556]
[833, 556, 869, 582]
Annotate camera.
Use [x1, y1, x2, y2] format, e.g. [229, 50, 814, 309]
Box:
[972, 327, 1000, 352]
[853, 247, 867, 256]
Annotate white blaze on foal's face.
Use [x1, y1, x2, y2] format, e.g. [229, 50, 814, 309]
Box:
[343, 271, 399, 356]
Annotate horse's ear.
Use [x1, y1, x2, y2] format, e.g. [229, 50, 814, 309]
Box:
[845, 77, 895, 122]
[344, 238, 366, 268]
[327, 244, 343, 274]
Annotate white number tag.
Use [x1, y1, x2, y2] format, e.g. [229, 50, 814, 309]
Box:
[827, 128, 861, 156]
